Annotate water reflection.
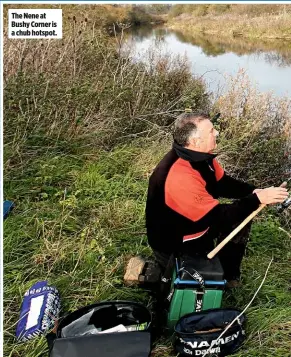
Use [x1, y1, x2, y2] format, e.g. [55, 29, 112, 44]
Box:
[129, 26, 167, 43]
[174, 31, 227, 57]
[126, 26, 291, 95]
[129, 26, 291, 67]
[264, 51, 291, 67]
[174, 31, 291, 68]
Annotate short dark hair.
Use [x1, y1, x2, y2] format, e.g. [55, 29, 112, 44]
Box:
[173, 112, 210, 146]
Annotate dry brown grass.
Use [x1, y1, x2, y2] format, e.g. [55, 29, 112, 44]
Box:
[214, 70, 291, 185]
[169, 12, 291, 40]
[4, 11, 208, 159]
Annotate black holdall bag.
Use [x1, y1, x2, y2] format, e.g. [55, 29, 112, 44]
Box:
[48, 301, 152, 357]
[174, 308, 246, 357]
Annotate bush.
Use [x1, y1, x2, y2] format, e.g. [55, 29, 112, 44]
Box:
[229, 4, 290, 17]
[192, 5, 210, 17]
[127, 5, 153, 25]
[207, 5, 231, 16]
[214, 70, 291, 186]
[167, 4, 291, 19]
[168, 5, 187, 18]
[4, 20, 209, 175]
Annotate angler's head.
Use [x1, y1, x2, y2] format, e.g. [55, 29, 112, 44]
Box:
[173, 111, 219, 153]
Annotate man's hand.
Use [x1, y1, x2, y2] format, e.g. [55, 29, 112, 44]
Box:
[255, 186, 289, 205]
[253, 182, 287, 195]
[253, 188, 263, 194]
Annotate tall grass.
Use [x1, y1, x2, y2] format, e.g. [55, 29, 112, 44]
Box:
[4, 17, 208, 170]
[4, 144, 291, 357]
[168, 5, 291, 39]
[169, 4, 291, 18]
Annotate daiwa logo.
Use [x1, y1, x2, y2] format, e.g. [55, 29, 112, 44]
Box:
[183, 346, 221, 355]
[180, 330, 242, 350]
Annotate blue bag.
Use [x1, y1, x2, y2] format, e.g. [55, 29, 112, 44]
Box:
[3, 200, 14, 220]
[16, 281, 61, 342]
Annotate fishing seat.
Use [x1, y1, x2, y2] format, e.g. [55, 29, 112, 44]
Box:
[167, 255, 226, 330]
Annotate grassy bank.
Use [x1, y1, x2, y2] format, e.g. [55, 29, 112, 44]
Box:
[168, 5, 291, 40]
[4, 142, 291, 357]
[3, 4, 291, 357]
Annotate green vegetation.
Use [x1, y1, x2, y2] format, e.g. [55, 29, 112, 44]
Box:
[168, 4, 291, 40]
[4, 143, 291, 357]
[4, 8, 207, 152]
[3, 4, 291, 357]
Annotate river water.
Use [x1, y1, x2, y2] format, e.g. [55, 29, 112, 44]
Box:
[125, 26, 291, 97]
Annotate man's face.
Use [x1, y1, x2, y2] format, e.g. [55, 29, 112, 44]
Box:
[188, 119, 219, 153]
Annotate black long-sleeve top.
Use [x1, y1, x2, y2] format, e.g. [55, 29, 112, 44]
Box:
[145, 143, 260, 253]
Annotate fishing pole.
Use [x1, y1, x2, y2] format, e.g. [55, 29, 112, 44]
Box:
[208, 180, 290, 259]
[277, 177, 291, 212]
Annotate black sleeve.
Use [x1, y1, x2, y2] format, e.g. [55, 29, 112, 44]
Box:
[198, 193, 261, 231]
[216, 173, 256, 199]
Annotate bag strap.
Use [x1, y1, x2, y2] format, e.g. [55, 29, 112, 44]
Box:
[178, 267, 205, 312]
[160, 254, 176, 308]
[178, 267, 205, 288]
[194, 290, 204, 312]
[161, 257, 206, 310]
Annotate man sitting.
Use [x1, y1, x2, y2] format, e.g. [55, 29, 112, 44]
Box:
[145, 111, 288, 286]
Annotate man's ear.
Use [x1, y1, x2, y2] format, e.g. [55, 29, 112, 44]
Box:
[188, 130, 201, 148]
[193, 137, 199, 145]
[190, 136, 200, 148]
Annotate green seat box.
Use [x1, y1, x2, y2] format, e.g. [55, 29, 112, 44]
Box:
[167, 255, 225, 330]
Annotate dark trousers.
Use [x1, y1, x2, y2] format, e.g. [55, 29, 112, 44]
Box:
[153, 222, 252, 281]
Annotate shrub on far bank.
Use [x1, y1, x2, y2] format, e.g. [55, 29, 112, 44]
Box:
[169, 4, 291, 18]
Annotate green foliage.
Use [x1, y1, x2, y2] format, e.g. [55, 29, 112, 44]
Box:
[248, 216, 289, 257]
[3, 6, 291, 356]
[3, 144, 155, 357]
[4, 143, 291, 357]
[4, 23, 209, 172]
